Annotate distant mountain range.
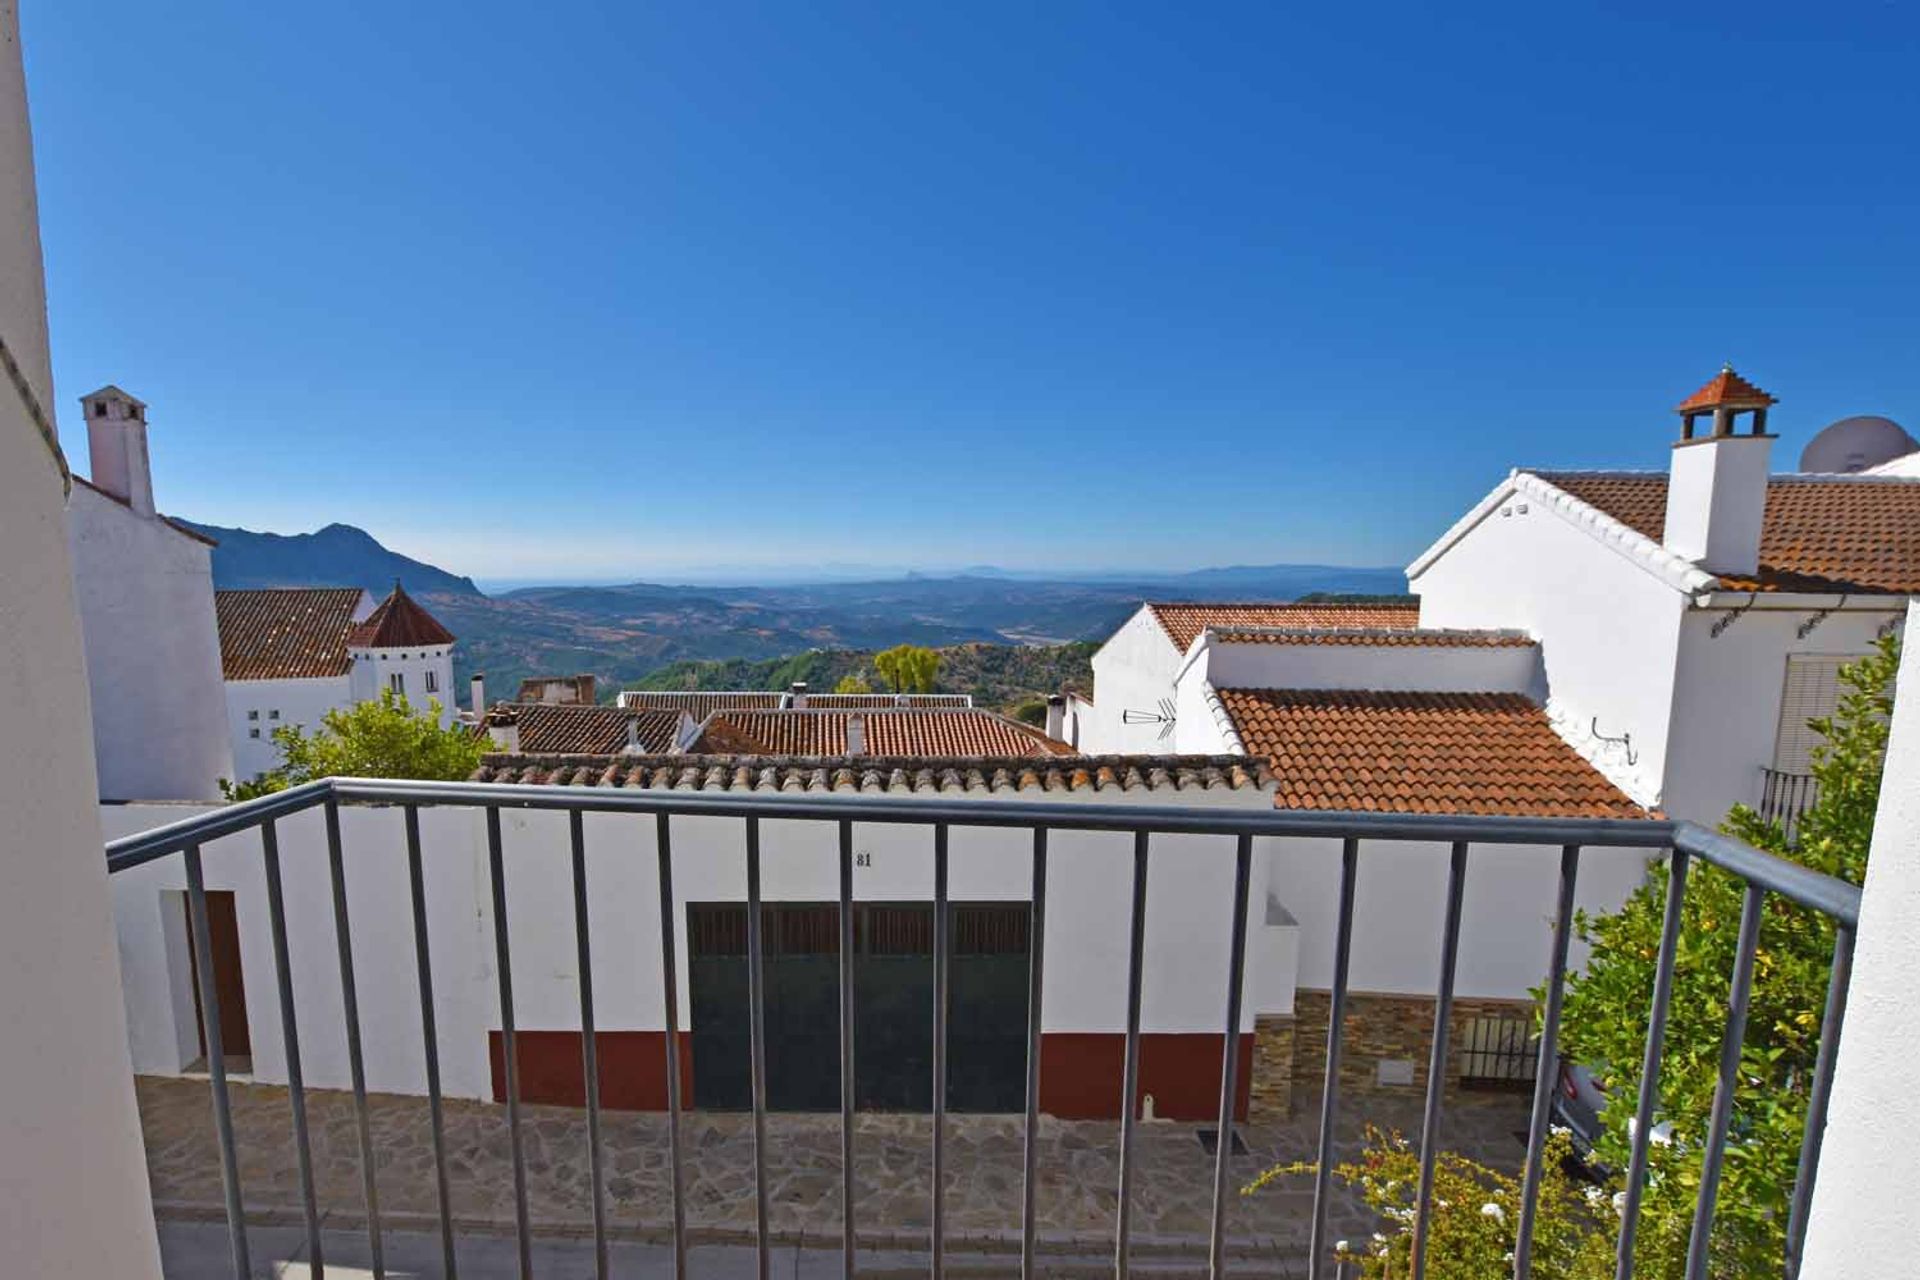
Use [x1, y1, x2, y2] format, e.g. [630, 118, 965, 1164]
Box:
[181, 521, 483, 597]
[189, 519, 1407, 703]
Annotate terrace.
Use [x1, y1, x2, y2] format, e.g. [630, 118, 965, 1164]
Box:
[104, 775, 1861, 1279]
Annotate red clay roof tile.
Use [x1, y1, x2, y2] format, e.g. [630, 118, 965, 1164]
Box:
[1147, 603, 1418, 652]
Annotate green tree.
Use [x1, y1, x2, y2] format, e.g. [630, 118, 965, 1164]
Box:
[1010, 697, 1048, 727]
[220, 689, 487, 800]
[834, 673, 874, 694]
[1554, 634, 1897, 1277]
[874, 643, 943, 694]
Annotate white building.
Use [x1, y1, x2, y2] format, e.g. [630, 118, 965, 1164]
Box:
[66, 385, 234, 801]
[216, 583, 457, 782]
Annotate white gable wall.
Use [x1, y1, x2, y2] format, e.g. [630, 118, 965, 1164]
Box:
[1411, 482, 1685, 807]
[1189, 633, 1542, 695]
[67, 485, 233, 800]
[1085, 606, 1185, 753]
[349, 642, 457, 725]
[224, 675, 351, 783]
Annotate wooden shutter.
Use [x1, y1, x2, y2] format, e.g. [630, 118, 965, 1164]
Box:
[1772, 655, 1860, 773]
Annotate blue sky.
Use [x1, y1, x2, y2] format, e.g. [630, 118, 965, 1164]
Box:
[23, 3, 1920, 581]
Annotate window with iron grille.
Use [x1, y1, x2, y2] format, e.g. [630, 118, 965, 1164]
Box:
[1457, 1011, 1537, 1090]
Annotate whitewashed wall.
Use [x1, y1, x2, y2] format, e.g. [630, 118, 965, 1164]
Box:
[1412, 481, 1687, 807]
[67, 484, 233, 801]
[1663, 604, 1900, 826]
[105, 786, 1280, 1102]
[225, 675, 350, 781]
[1085, 606, 1184, 753]
[349, 642, 457, 725]
[1187, 633, 1541, 695]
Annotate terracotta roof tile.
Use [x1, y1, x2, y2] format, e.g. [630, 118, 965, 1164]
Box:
[1539, 471, 1920, 593]
[691, 709, 1073, 757]
[1215, 688, 1646, 818]
[214, 588, 363, 680]
[471, 752, 1271, 794]
[346, 584, 455, 647]
[478, 703, 682, 754]
[1148, 602, 1418, 651]
[1206, 626, 1533, 648]
[1675, 366, 1778, 413]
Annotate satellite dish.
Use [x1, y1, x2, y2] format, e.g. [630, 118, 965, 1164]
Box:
[1799, 415, 1917, 474]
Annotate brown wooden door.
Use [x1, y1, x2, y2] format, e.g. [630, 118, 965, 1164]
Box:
[185, 891, 252, 1064]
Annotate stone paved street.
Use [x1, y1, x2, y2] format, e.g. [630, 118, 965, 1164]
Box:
[139, 1076, 1527, 1267]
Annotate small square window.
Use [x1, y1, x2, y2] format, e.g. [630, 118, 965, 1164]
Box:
[247, 710, 259, 721]
[269, 710, 280, 720]
[248, 728, 261, 739]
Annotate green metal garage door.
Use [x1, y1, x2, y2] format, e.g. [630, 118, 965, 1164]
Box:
[688, 902, 1029, 1112]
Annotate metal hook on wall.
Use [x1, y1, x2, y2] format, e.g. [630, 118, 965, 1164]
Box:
[1591, 716, 1638, 767]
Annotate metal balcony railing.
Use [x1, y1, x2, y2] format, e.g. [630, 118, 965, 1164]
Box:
[104, 777, 1862, 1280]
[1759, 767, 1820, 842]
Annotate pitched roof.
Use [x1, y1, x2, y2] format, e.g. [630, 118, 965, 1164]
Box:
[1147, 602, 1419, 652]
[1538, 471, 1920, 594]
[346, 583, 455, 648]
[691, 709, 1073, 758]
[619, 691, 788, 719]
[470, 752, 1271, 795]
[1206, 626, 1533, 648]
[803, 693, 973, 709]
[214, 588, 364, 680]
[1214, 688, 1647, 818]
[481, 703, 682, 754]
[71, 475, 218, 546]
[1675, 366, 1778, 413]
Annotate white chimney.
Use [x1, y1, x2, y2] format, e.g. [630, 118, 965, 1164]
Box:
[1045, 694, 1066, 740]
[485, 707, 520, 753]
[470, 672, 486, 718]
[625, 714, 641, 755]
[790, 681, 808, 709]
[81, 386, 154, 516]
[1663, 366, 1776, 578]
[845, 714, 864, 756]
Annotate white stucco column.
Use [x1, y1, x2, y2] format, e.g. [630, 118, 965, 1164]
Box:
[0, 4, 165, 1275]
[1798, 601, 1919, 1278]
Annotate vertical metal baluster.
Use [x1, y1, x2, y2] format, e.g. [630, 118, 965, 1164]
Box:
[1020, 828, 1049, 1280]
[1413, 841, 1469, 1280]
[570, 810, 609, 1280]
[403, 805, 457, 1279]
[1307, 837, 1360, 1280]
[932, 823, 951, 1280]
[261, 819, 323, 1275]
[1515, 845, 1580, 1280]
[656, 813, 689, 1280]
[840, 820, 859, 1280]
[1207, 834, 1254, 1280]
[485, 806, 532, 1280]
[1114, 830, 1150, 1280]
[1615, 850, 1691, 1280]
[184, 843, 253, 1280]
[1685, 883, 1765, 1280]
[746, 816, 772, 1280]
[1786, 925, 1856, 1278]
[326, 797, 385, 1277]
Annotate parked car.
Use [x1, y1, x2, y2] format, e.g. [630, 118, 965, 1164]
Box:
[1550, 1058, 1610, 1180]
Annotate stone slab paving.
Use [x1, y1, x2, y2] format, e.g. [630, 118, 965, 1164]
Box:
[139, 1077, 1527, 1266]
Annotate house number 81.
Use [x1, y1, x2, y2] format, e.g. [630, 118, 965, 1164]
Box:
[855, 852, 872, 867]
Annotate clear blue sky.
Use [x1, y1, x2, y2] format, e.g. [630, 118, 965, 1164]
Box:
[23, 3, 1920, 581]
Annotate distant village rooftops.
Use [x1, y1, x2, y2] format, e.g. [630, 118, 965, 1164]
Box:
[1203, 626, 1533, 648]
[1212, 687, 1648, 819]
[518, 674, 596, 705]
[470, 752, 1270, 795]
[1146, 602, 1419, 652]
[691, 707, 1070, 758]
[617, 689, 974, 716]
[477, 702, 682, 754]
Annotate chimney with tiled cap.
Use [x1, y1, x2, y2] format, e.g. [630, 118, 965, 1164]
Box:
[470, 672, 486, 718]
[1045, 694, 1066, 740]
[1663, 365, 1776, 577]
[790, 681, 808, 709]
[82, 385, 154, 516]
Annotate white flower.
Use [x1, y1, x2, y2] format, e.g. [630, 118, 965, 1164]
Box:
[1480, 1202, 1507, 1225]
[1550, 1123, 1570, 1137]
[1334, 1240, 1349, 1254]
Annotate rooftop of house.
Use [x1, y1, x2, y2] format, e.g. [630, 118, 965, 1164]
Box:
[518, 674, 596, 705]
[1147, 602, 1419, 652]
[345, 582, 455, 648]
[1535, 470, 1920, 594]
[470, 752, 1271, 794]
[214, 587, 365, 681]
[1204, 626, 1533, 648]
[479, 702, 683, 754]
[690, 708, 1072, 758]
[617, 690, 972, 715]
[1213, 687, 1648, 818]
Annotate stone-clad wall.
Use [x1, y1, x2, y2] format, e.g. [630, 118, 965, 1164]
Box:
[1262, 990, 1534, 1115]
